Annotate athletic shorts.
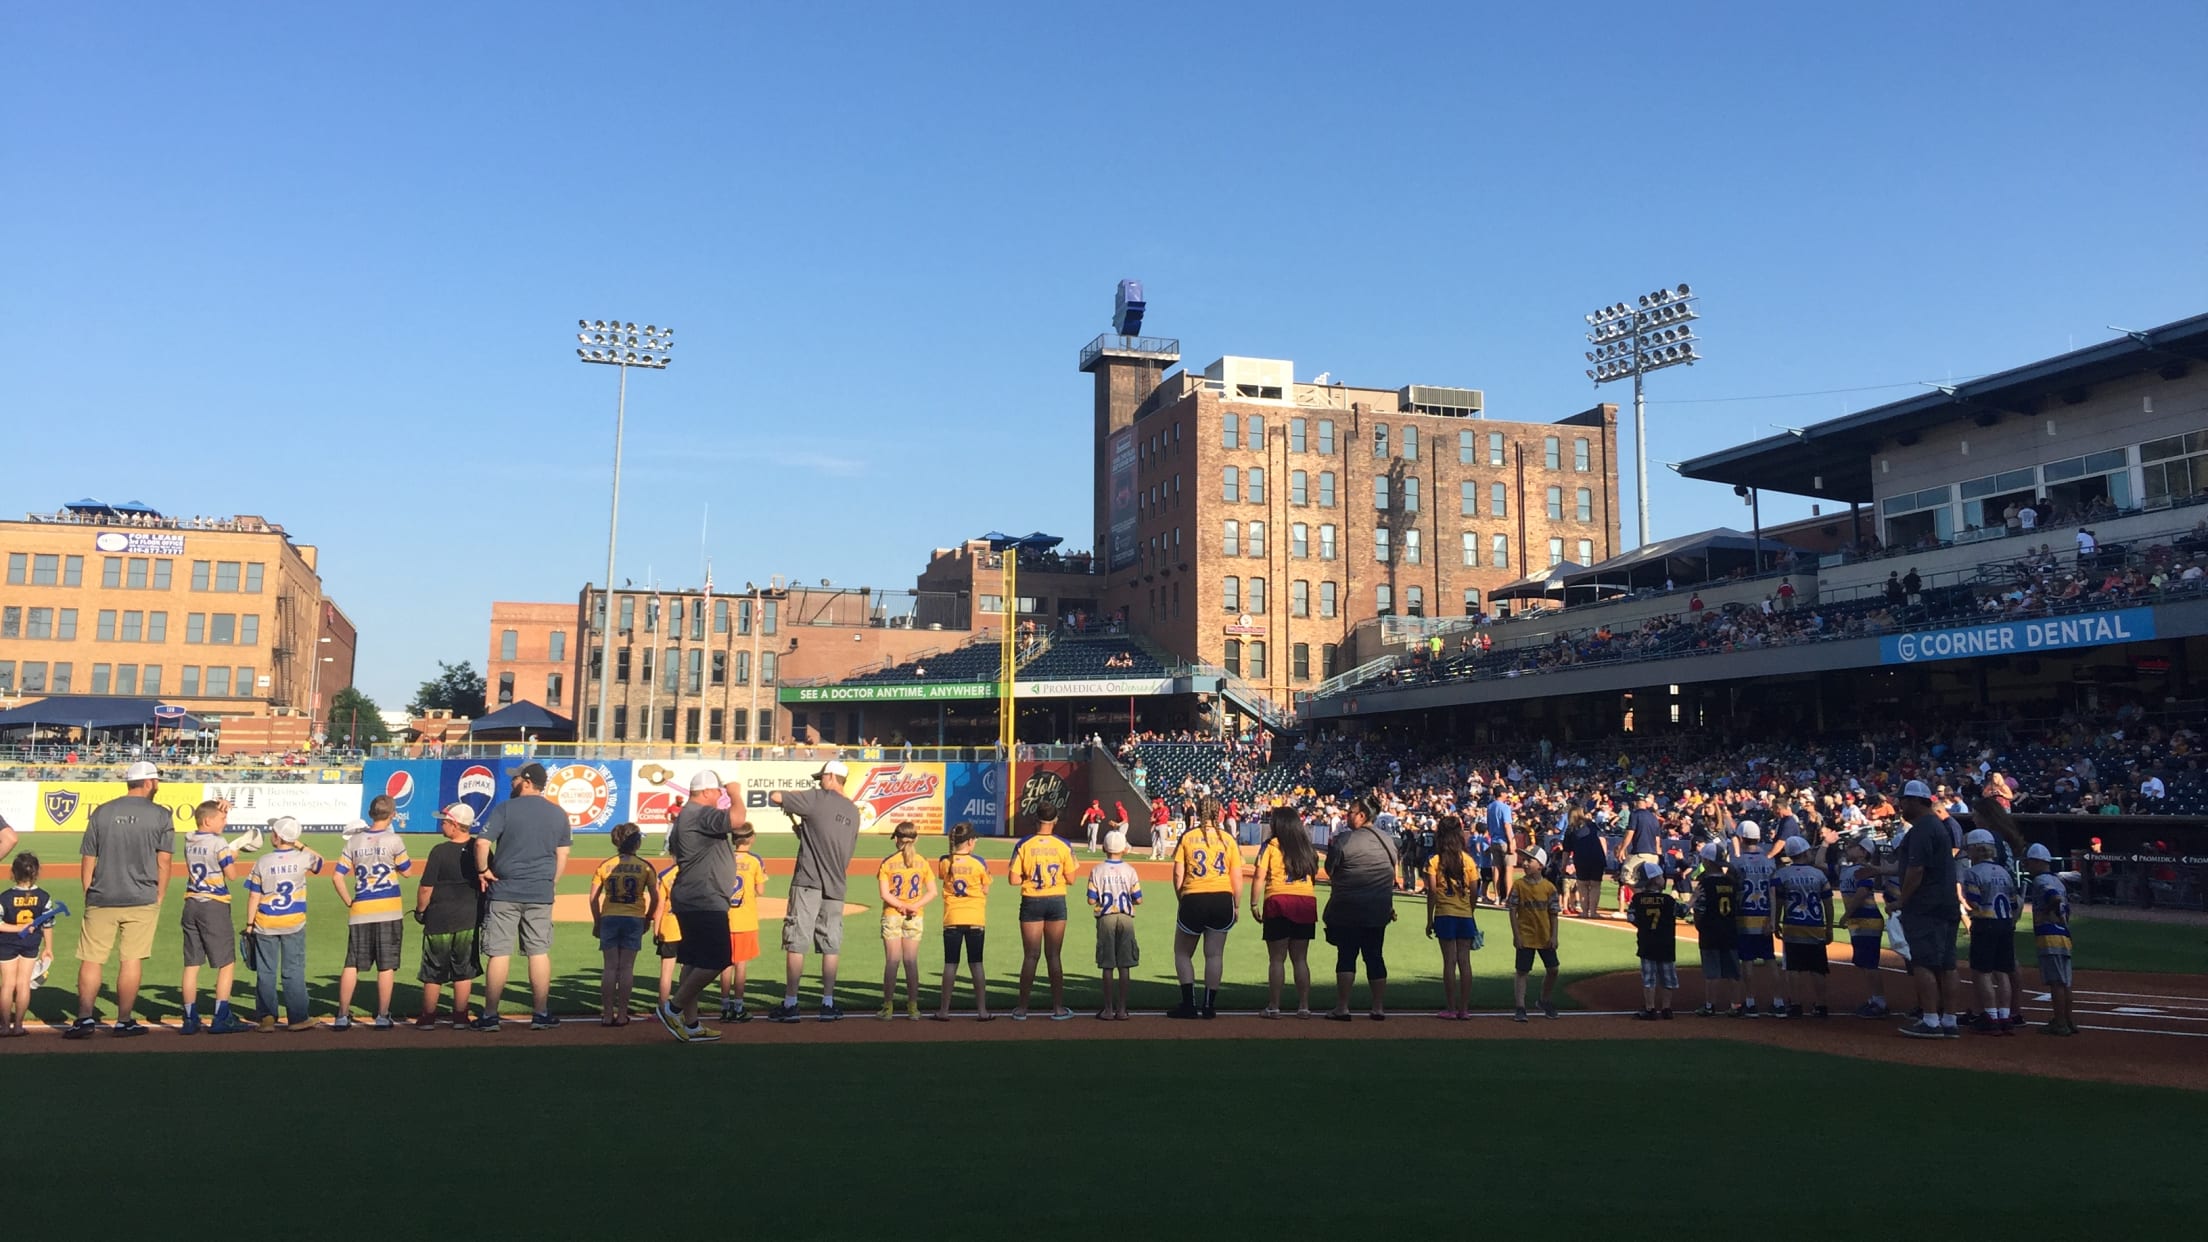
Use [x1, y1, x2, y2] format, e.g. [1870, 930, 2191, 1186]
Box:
[1176, 892, 1236, 935]
[729, 931, 759, 963]
[1969, 918, 2017, 974]
[1698, 945, 1741, 981]
[596, 915, 646, 952]
[1515, 946, 1559, 974]
[942, 925, 985, 967]
[1900, 914, 1959, 973]
[180, 900, 236, 968]
[1262, 894, 1316, 941]
[1736, 932, 1774, 963]
[881, 910, 926, 941]
[79, 903, 158, 964]
[675, 909, 733, 972]
[655, 932, 681, 959]
[1432, 915, 1479, 941]
[481, 900, 553, 957]
[1850, 934, 1882, 970]
[1263, 915, 1316, 942]
[1782, 941, 1829, 975]
[1017, 895, 1068, 924]
[344, 920, 404, 972]
[1639, 960, 1679, 990]
[417, 929, 482, 984]
[781, 886, 845, 955]
[1093, 913, 1139, 970]
[2037, 951, 2072, 989]
[0, 939, 32, 963]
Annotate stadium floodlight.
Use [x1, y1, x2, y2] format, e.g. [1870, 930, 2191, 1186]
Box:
[575, 318, 676, 745]
[1581, 282, 1701, 547]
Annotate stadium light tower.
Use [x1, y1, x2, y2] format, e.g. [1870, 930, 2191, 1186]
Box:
[1582, 285, 1700, 547]
[577, 320, 674, 744]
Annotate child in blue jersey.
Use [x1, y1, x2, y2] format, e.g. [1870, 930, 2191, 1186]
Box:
[332, 795, 415, 1031]
[1836, 835, 1888, 1018]
[1085, 830, 1143, 1021]
[2, 854, 55, 1038]
[1961, 829, 2019, 1035]
[2022, 844, 2075, 1036]
[179, 799, 256, 1034]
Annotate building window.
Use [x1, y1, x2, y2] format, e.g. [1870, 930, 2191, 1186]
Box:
[1291, 523, 1309, 558]
[245, 563, 264, 593]
[1491, 534, 1509, 568]
[1458, 429, 1475, 465]
[1248, 577, 1266, 615]
[711, 651, 727, 685]
[98, 610, 116, 641]
[1404, 478, 1419, 513]
[1402, 426, 1418, 462]
[1222, 576, 1240, 612]
[191, 560, 209, 591]
[206, 667, 231, 697]
[1290, 418, 1307, 452]
[1291, 470, 1308, 505]
[1317, 420, 1335, 454]
[30, 554, 59, 585]
[1248, 414, 1264, 444]
[63, 556, 82, 587]
[1292, 580, 1309, 616]
[1248, 468, 1264, 504]
[1319, 524, 1337, 560]
[500, 629, 518, 660]
[102, 557, 121, 588]
[761, 651, 778, 684]
[92, 664, 111, 695]
[1223, 466, 1239, 503]
[239, 616, 257, 645]
[709, 708, 724, 742]
[1318, 472, 1336, 507]
[687, 649, 704, 693]
[1462, 532, 1479, 566]
[685, 708, 702, 745]
[1247, 521, 1265, 558]
[1374, 528, 1390, 563]
[550, 630, 567, 661]
[1574, 437, 1591, 472]
[1223, 520, 1240, 557]
[1464, 588, 1482, 616]
[546, 673, 563, 706]
[117, 665, 140, 695]
[1549, 538, 1565, 567]
[734, 651, 751, 684]
[763, 600, 778, 635]
[1320, 581, 1338, 618]
[1547, 486, 1563, 520]
[1373, 423, 1389, 458]
[1221, 412, 1238, 449]
[1578, 538, 1595, 564]
[1404, 529, 1421, 564]
[1291, 643, 1310, 681]
[215, 561, 240, 592]
[1321, 643, 1339, 678]
[1460, 481, 1477, 516]
[1247, 640, 1268, 679]
[1488, 432, 1505, 467]
[1223, 639, 1241, 676]
[125, 559, 147, 589]
[0, 608, 16, 639]
[1491, 483, 1508, 518]
[16, 662, 42, 692]
[615, 648, 631, 683]
[980, 594, 1004, 613]
[1374, 477, 1390, 510]
[497, 672, 515, 705]
[2141, 432, 2208, 505]
[179, 666, 198, 696]
[1376, 584, 1393, 615]
[1544, 436, 1561, 470]
[149, 612, 166, 642]
[3, 554, 20, 585]
[1405, 586, 1424, 617]
[662, 648, 678, 694]
[1576, 488, 1593, 522]
[618, 595, 635, 634]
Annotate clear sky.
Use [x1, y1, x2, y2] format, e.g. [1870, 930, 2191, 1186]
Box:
[7, 2, 2204, 708]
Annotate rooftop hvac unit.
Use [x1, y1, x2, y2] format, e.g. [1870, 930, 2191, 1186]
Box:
[1400, 385, 1484, 417]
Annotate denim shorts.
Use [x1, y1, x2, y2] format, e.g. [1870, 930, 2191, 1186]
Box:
[1431, 915, 1479, 941]
[597, 915, 646, 952]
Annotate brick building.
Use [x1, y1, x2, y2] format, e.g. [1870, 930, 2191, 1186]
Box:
[1083, 336, 1622, 709]
[487, 600, 581, 717]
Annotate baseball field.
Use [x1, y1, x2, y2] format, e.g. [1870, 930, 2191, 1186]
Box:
[9, 832, 2208, 1232]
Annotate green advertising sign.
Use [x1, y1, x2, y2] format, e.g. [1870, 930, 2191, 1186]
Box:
[778, 682, 996, 704]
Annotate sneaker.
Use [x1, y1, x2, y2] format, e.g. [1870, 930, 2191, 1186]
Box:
[1541, 1001, 1558, 1020]
[181, 1010, 204, 1035]
[2044, 1021, 2077, 1037]
[1200, 1005, 1217, 1021]
[1633, 1009, 1657, 1021]
[1898, 1020, 1946, 1039]
[730, 1005, 752, 1024]
[1051, 1007, 1075, 1022]
[467, 1013, 502, 1033]
[283, 1018, 320, 1032]
[331, 1014, 354, 1032]
[655, 1003, 689, 1041]
[1166, 1002, 1200, 1020]
[258, 1015, 278, 1033]
[906, 1002, 921, 1022]
[413, 1014, 439, 1030]
[877, 1003, 896, 1022]
[63, 1017, 99, 1040]
[1940, 1023, 1961, 1039]
[1854, 1002, 1887, 1019]
[1787, 1003, 1804, 1020]
[530, 1013, 559, 1031]
[1659, 1009, 1674, 1021]
[372, 1014, 395, 1030]
[209, 1012, 248, 1035]
[1812, 1006, 1829, 1020]
[112, 1019, 149, 1038]
[1512, 1007, 1528, 1023]
[1693, 1003, 1715, 1017]
[766, 1001, 802, 1024]
[722, 1002, 742, 1022]
[818, 1002, 845, 1023]
[1739, 1001, 1759, 1020]
[685, 1023, 722, 1043]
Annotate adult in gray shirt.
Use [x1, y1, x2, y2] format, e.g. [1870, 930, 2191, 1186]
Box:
[1322, 793, 1400, 1021]
[766, 760, 862, 1022]
[659, 769, 747, 1040]
[1893, 780, 1960, 1039]
[471, 763, 572, 1031]
[67, 761, 174, 1038]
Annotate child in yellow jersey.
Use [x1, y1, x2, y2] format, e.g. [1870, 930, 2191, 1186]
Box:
[933, 822, 992, 1021]
[1424, 817, 1481, 1021]
[1251, 807, 1318, 1018]
[1508, 846, 1562, 1022]
[1010, 806, 1080, 1021]
[720, 826, 768, 1023]
[653, 858, 683, 1010]
[1170, 797, 1243, 1020]
[875, 821, 938, 1021]
[589, 824, 660, 1026]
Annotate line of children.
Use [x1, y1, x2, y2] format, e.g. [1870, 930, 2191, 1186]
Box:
[1772, 835, 1833, 1019]
[412, 803, 483, 1028]
[1508, 846, 1561, 1022]
[1085, 830, 1142, 1020]
[588, 823, 660, 1027]
[934, 821, 992, 1021]
[244, 816, 325, 1032]
[1691, 841, 1740, 1016]
[1730, 823, 1785, 1018]
[331, 796, 414, 1030]
[876, 821, 935, 1020]
[1961, 828, 2020, 1035]
[1424, 817, 1480, 1020]
[178, 799, 251, 1034]
[2, 854, 55, 1037]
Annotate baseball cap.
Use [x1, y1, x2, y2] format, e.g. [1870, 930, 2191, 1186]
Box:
[688, 769, 724, 793]
[342, 818, 368, 839]
[1103, 829, 1129, 854]
[1524, 846, 1547, 867]
[1901, 779, 1934, 800]
[1738, 822, 1762, 841]
[270, 816, 302, 844]
[1698, 841, 1723, 862]
[442, 803, 477, 828]
[123, 760, 160, 782]
[1783, 835, 1812, 857]
[1964, 828, 1995, 847]
[815, 760, 849, 780]
[516, 762, 549, 787]
[1639, 860, 1664, 881]
[2024, 843, 2054, 863]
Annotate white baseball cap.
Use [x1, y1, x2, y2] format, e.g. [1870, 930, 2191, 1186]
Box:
[688, 769, 724, 793]
[1103, 830, 1129, 855]
[1783, 835, 1813, 857]
[1524, 846, 1547, 867]
[1902, 779, 1934, 800]
[2024, 843, 2054, 863]
[816, 760, 849, 780]
[1698, 841, 1723, 862]
[341, 818, 368, 838]
[441, 803, 477, 828]
[1738, 822, 1762, 841]
[270, 816, 302, 844]
[1964, 828, 1996, 847]
[1639, 860, 1664, 881]
[123, 760, 160, 782]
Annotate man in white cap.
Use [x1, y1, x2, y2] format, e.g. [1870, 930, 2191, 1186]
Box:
[1730, 821, 1782, 1019]
[657, 768, 747, 1042]
[1773, 836, 1833, 1018]
[63, 761, 173, 1038]
[1893, 779, 1961, 1038]
[765, 760, 861, 1022]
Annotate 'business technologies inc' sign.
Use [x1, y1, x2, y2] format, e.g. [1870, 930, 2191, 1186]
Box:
[1879, 607, 2155, 665]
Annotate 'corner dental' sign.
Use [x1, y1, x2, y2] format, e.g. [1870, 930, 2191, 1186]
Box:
[1880, 608, 2154, 664]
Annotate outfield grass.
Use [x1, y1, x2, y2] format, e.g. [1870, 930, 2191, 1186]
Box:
[11, 1040, 2206, 1232]
[10, 830, 2203, 1023]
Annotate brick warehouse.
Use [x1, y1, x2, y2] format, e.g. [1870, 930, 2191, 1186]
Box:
[1083, 331, 1622, 709]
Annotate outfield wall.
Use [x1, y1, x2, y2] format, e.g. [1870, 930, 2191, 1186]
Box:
[0, 779, 364, 834]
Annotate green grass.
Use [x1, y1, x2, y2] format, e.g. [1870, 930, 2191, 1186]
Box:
[9, 1040, 2206, 1233]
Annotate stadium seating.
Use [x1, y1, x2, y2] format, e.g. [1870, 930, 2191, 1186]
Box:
[843, 639, 1002, 685]
[1019, 636, 1166, 681]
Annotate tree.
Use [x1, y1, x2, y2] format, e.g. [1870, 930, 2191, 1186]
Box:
[327, 686, 391, 746]
[410, 660, 488, 719]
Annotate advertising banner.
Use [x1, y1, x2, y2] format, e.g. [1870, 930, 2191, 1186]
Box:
[943, 761, 1003, 836]
[623, 758, 952, 835]
[1010, 759, 1087, 838]
[503, 757, 627, 834]
[362, 759, 446, 832]
[437, 760, 504, 828]
[201, 782, 365, 832]
[26, 780, 207, 833]
[1107, 426, 1137, 572]
[1879, 607, 2155, 664]
[0, 783, 36, 835]
[779, 683, 994, 703]
[1015, 678, 1178, 699]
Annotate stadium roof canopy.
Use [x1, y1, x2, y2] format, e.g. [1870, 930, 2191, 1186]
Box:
[468, 700, 573, 737]
[1563, 527, 1773, 591]
[1678, 311, 2208, 503]
[0, 695, 201, 731]
[1492, 561, 1621, 602]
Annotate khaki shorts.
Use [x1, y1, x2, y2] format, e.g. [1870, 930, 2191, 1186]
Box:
[880, 911, 925, 942]
[481, 900, 553, 957]
[782, 886, 846, 955]
[80, 903, 160, 965]
[1094, 913, 1140, 970]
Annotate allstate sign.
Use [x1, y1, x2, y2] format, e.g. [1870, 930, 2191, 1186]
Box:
[1880, 608, 2155, 665]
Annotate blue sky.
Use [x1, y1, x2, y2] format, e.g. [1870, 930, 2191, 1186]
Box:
[7, 2, 2204, 707]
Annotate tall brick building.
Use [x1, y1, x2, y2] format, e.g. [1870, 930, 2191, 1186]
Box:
[1084, 332, 1621, 708]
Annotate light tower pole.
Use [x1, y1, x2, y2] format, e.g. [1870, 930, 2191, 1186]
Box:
[577, 320, 673, 744]
[1583, 286, 1700, 547]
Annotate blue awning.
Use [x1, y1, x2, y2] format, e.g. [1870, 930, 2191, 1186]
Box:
[0, 696, 202, 731]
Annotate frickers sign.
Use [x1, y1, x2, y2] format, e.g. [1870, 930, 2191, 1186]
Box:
[849, 763, 943, 835]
